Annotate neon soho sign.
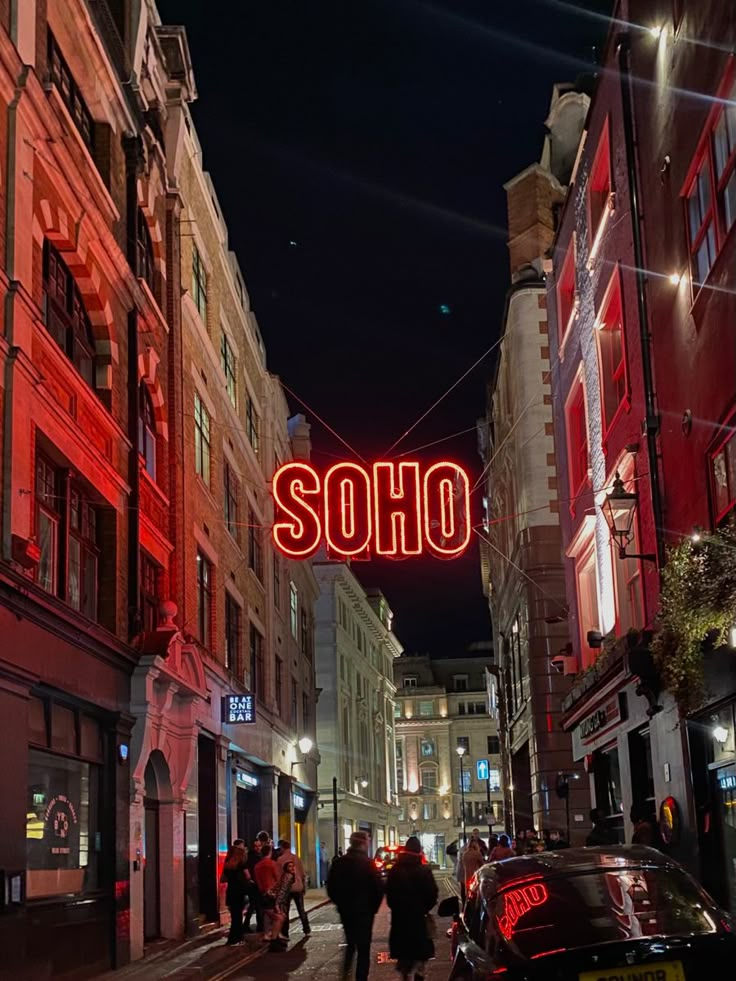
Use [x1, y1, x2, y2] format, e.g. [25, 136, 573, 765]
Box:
[271, 460, 472, 560]
[497, 882, 549, 941]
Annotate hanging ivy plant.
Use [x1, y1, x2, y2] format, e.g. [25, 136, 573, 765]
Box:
[652, 522, 736, 713]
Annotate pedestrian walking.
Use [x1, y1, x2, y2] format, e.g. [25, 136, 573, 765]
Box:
[254, 844, 284, 943]
[489, 834, 515, 861]
[276, 838, 311, 938]
[460, 838, 485, 890]
[386, 836, 438, 981]
[221, 840, 249, 945]
[470, 828, 488, 859]
[244, 837, 264, 933]
[267, 859, 296, 950]
[327, 830, 383, 981]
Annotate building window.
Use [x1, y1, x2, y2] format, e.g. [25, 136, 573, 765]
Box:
[42, 241, 96, 388]
[420, 767, 438, 789]
[273, 559, 281, 609]
[250, 624, 265, 701]
[403, 676, 417, 689]
[35, 455, 99, 620]
[418, 700, 434, 717]
[453, 675, 468, 692]
[138, 383, 157, 479]
[487, 735, 500, 756]
[596, 272, 628, 436]
[302, 692, 310, 731]
[137, 209, 155, 291]
[196, 551, 212, 648]
[275, 657, 283, 715]
[458, 769, 472, 793]
[712, 424, 736, 524]
[224, 462, 239, 538]
[575, 537, 600, 670]
[248, 508, 263, 580]
[291, 679, 298, 728]
[422, 802, 438, 821]
[457, 736, 470, 753]
[192, 244, 208, 321]
[489, 768, 501, 792]
[565, 373, 589, 501]
[140, 553, 159, 632]
[194, 394, 211, 485]
[685, 70, 736, 290]
[47, 31, 93, 151]
[246, 395, 259, 454]
[224, 592, 241, 672]
[221, 332, 236, 407]
[556, 238, 576, 345]
[300, 608, 308, 656]
[289, 582, 298, 638]
[588, 120, 612, 247]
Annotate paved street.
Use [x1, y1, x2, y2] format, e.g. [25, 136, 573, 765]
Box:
[228, 874, 456, 981]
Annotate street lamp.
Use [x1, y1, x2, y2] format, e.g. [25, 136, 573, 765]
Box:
[601, 472, 656, 563]
[360, 778, 369, 790]
[456, 745, 467, 845]
[291, 736, 313, 770]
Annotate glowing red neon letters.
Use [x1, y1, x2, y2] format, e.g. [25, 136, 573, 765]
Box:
[497, 883, 549, 941]
[271, 460, 471, 560]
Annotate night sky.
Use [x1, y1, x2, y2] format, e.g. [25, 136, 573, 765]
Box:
[157, 0, 612, 656]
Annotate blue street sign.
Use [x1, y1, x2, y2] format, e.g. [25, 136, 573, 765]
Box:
[476, 758, 489, 781]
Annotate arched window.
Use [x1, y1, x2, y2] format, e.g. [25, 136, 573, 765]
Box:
[138, 383, 156, 478]
[42, 240, 96, 387]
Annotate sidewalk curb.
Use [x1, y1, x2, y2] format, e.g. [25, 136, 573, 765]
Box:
[206, 898, 332, 981]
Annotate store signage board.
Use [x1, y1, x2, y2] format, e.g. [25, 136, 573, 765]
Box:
[578, 696, 621, 744]
[271, 460, 471, 560]
[236, 771, 259, 788]
[223, 694, 256, 724]
[293, 792, 306, 810]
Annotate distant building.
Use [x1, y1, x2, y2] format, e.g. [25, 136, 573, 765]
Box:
[478, 83, 590, 840]
[314, 565, 402, 859]
[393, 649, 502, 866]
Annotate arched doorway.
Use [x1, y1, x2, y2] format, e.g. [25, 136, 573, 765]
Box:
[144, 750, 172, 941]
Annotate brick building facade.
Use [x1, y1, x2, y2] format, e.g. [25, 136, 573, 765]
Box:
[0, 2, 319, 976]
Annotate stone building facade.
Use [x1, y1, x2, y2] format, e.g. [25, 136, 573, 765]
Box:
[394, 652, 502, 866]
[477, 84, 590, 841]
[0, 2, 319, 976]
[314, 564, 401, 862]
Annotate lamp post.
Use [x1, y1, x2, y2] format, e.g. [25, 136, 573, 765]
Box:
[456, 745, 467, 845]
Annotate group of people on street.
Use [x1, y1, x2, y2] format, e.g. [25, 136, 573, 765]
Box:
[220, 831, 311, 951]
[327, 831, 438, 981]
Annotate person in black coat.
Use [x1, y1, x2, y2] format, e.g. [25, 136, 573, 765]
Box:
[221, 840, 249, 945]
[386, 836, 438, 981]
[327, 830, 383, 981]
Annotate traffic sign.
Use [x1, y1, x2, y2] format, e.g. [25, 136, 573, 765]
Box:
[476, 758, 489, 781]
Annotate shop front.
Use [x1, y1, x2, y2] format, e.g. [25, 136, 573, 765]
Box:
[562, 648, 691, 862]
[0, 586, 133, 981]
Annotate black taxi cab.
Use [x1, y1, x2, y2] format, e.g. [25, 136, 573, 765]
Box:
[436, 846, 736, 980]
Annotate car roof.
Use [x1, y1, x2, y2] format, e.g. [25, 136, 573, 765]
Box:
[478, 846, 681, 889]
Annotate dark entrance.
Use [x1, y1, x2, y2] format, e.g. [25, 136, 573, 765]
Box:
[143, 751, 171, 941]
[197, 734, 218, 922]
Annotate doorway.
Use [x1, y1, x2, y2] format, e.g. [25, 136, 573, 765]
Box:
[143, 751, 172, 941]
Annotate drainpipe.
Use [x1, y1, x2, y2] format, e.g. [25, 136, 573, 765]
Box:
[2, 68, 29, 561]
[617, 34, 666, 570]
[123, 135, 143, 638]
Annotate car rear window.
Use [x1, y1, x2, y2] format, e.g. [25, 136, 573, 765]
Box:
[375, 848, 395, 862]
[490, 869, 718, 960]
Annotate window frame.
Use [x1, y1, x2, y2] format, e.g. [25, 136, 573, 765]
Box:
[196, 550, 212, 649]
[250, 623, 265, 701]
[194, 393, 211, 486]
[289, 582, 298, 638]
[682, 60, 736, 297]
[587, 117, 613, 265]
[136, 208, 155, 292]
[138, 383, 157, 480]
[42, 241, 96, 389]
[141, 552, 159, 633]
[565, 369, 590, 511]
[47, 31, 94, 152]
[595, 267, 630, 441]
[246, 394, 259, 455]
[709, 409, 736, 525]
[192, 244, 208, 322]
[574, 533, 600, 671]
[248, 507, 263, 580]
[224, 461, 239, 539]
[224, 591, 241, 673]
[221, 332, 237, 407]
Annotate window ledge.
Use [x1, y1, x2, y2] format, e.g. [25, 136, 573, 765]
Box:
[44, 84, 120, 226]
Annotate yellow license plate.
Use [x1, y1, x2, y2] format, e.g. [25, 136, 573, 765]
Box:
[579, 962, 686, 981]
